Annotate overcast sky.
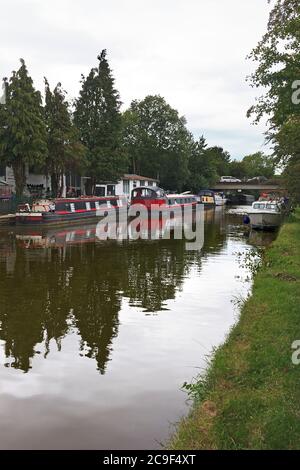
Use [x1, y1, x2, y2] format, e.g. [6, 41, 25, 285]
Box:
[1, 0, 272, 159]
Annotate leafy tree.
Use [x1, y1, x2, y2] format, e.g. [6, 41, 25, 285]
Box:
[204, 146, 231, 178]
[283, 162, 300, 203]
[0, 59, 47, 196]
[122, 95, 192, 191]
[186, 136, 218, 191]
[228, 159, 247, 179]
[247, 0, 300, 198]
[44, 79, 86, 197]
[242, 152, 275, 179]
[74, 50, 127, 194]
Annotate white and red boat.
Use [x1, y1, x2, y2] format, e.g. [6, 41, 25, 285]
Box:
[15, 196, 128, 226]
[130, 186, 197, 210]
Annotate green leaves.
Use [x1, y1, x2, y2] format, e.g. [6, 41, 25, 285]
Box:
[248, 1, 300, 201]
[122, 95, 193, 191]
[44, 79, 86, 196]
[74, 50, 127, 189]
[0, 59, 47, 196]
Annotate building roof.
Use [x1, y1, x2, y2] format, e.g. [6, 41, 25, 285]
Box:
[123, 174, 159, 182]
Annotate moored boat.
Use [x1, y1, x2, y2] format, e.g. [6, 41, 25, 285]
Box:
[244, 200, 283, 231]
[15, 196, 127, 226]
[130, 186, 197, 210]
[197, 190, 215, 208]
[214, 192, 227, 206]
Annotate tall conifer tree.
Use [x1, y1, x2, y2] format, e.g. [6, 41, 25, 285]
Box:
[74, 50, 127, 194]
[0, 59, 47, 196]
[44, 79, 85, 197]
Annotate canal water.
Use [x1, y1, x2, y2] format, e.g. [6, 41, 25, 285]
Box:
[0, 208, 275, 449]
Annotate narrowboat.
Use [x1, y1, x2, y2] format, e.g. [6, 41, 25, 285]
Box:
[15, 196, 128, 226]
[197, 190, 215, 208]
[130, 186, 197, 210]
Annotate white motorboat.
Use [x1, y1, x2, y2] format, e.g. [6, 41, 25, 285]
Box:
[245, 201, 283, 231]
[214, 193, 227, 206]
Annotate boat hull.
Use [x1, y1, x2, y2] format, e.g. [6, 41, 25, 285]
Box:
[248, 212, 282, 231]
[16, 207, 125, 227]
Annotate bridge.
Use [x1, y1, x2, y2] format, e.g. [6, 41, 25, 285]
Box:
[212, 182, 285, 192]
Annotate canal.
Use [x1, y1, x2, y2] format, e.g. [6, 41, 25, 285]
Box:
[0, 208, 276, 449]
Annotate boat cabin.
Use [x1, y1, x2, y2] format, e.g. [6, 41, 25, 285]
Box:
[198, 190, 215, 206]
[131, 186, 197, 209]
[131, 187, 167, 208]
[252, 202, 281, 213]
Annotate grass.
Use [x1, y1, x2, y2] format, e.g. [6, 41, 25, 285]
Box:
[170, 208, 300, 450]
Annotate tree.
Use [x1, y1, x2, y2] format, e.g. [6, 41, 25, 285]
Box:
[44, 79, 86, 197]
[0, 59, 47, 197]
[122, 95, 192, 191]
[283, 162, 300, 203]
[242, 152, 275, 179]
[186, 136, 218, 191]
[228, 159, 247, 179]
[74, 50, 127, 194]
[204, 146, 231, 177]
[247, 1, 300, 198]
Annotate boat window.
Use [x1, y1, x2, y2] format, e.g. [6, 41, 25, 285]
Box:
[85, 202, 91, 211]
[132, 188, 155, 198]
[70, 203, 75, 212]
[76, 201, 87, 210]
[56, 202, 68, 211]
[107, 185, 116, 196]
[156, 189, 165, 198]
[266, 204, 277, 210]
[254, 203, 266, 210]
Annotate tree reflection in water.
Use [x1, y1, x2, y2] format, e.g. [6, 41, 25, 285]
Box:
[0, 209, 227, 373]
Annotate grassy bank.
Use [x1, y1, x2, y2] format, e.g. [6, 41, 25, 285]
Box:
[170, 208, 300, 450]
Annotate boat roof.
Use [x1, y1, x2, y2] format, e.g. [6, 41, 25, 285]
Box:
[54, 195, 121, 203]
[198, 190, 215, 196]
[167, 194, 196, 198]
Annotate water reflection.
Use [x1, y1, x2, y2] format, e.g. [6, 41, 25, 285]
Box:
[0, 211, 226, 374]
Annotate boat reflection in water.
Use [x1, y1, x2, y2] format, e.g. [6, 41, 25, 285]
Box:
[15, 209, 205, 251]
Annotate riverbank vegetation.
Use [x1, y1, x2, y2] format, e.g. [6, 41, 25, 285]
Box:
[170, 208, 300, 450]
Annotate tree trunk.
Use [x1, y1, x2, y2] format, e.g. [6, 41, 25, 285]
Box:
[12, 160, 26, 198]
[51, 173, 60, 198]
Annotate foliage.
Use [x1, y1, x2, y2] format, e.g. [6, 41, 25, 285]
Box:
[74, 50, 127, 193]
[205, 146, 231, 178]
[0, 59, 47, 196]
[44, 79, 86, 197]
[186, 136, 218, 191]
[122, 95, 192, 191]
[283, 162, 300, 203]
[242, 152, 276, 179]
[247, 0, 300, 198]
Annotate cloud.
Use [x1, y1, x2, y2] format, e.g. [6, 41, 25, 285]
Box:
[0, 0, 272, 158]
